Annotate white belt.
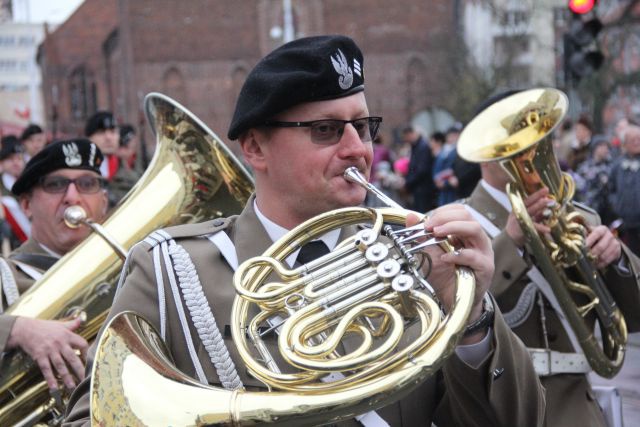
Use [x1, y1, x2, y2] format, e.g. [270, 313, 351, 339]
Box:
[529, 348, 591, 376]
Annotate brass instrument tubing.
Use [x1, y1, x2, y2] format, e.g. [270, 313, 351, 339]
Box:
[344, 167, 403, 209]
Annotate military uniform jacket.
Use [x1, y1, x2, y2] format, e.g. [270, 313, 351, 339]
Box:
[0, 238, 58, 353]
[64, 197, 545, 426]
[466, 183, 640, 427]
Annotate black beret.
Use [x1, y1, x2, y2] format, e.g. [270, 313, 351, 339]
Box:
[228, 35, 365, 140]
[0, 135, 23, 160]
[12, 138, 104, 196]
[119, 124, 135, 147]
[85, 111, 116, 137]
[20, 123, 43, 141]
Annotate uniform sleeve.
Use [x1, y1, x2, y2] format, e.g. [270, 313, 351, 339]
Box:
[490, 230, 531, 297]
[435, 301, 546, 427]
[605, 243, 640, 331]
[0, 314, 16, 353]
[63, 241, 160, 426]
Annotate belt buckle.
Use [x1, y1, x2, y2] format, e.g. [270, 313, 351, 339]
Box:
[529, 348, 552, 376]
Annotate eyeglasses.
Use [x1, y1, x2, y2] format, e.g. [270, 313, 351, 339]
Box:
[263, 116, 382, 145]
[38, 175, 107, 194]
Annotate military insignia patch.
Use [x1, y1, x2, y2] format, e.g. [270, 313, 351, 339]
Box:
[331, 49, 354, 90]
[63, 143, 82, 167]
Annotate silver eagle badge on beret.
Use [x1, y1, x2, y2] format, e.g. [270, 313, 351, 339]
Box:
[63, 143, 82, 167]
[331, 49, 354, 90]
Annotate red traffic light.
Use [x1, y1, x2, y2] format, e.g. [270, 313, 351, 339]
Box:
[569, 0, 596, 14]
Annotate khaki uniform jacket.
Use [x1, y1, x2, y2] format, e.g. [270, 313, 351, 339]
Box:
[0, 238, 57, 352]
[64, 198, 545, 426]
[466, 183, 640, 427]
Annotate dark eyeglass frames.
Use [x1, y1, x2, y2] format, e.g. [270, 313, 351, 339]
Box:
[263, 116, 382, 145]
[38, 175, 107, 194]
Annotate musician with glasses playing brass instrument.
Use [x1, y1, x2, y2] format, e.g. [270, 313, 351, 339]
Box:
[0, 139, 108, 392]
[65, 35, 544, 426]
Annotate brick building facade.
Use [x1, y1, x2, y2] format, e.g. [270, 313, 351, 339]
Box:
[38, 0, 460, 150]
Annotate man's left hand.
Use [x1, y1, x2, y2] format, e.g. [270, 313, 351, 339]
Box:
[407, 204, 495, 344]
[586, 225, 622, 269]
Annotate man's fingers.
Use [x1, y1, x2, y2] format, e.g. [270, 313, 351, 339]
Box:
[62, 346, 86, 381]
[405, 212, 422, 227]
[63, 317, 83, 332]
[50, 353, 75, 389]
[533, 223, 551, 235]
[36, 357, 58, 390]
[67, 333, 89, 352]
[431, 220, 489, 250]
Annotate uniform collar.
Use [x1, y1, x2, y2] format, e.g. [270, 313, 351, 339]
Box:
[480, 179, 512, 213]
[253, 199, 340, 267]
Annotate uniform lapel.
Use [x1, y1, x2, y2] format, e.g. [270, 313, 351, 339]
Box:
[467, 183, 510, 229]
[231, 195, 275, 266]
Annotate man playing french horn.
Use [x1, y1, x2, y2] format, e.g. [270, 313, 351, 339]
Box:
[0, 139, 108, 391]
[65, 35, 544, 426]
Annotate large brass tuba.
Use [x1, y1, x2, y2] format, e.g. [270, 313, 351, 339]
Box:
[0, 93, 254, 425]
[90, 167, 476, 425]
[457, 87, 627, 378]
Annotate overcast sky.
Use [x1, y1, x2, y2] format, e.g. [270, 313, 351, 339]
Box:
[12, 0, 84, 24]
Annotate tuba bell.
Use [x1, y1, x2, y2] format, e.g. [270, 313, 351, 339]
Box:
[457, 87, 627, 378]
[90, 160, 477, 425]
[0, 93, 254, 425]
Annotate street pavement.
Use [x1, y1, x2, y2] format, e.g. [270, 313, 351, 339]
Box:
[591, 332, 640, 426]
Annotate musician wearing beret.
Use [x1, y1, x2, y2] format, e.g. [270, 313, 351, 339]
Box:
[65, 35, 544, 426]
[0, 139, 109, 391]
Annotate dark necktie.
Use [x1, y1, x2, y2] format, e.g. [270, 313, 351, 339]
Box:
[296, 240, 330, 265]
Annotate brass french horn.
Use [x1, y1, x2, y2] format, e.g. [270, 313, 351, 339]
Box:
[457, 87, 627, 378]
[90, 158, 476, 425]
[0, 93, 254, 425]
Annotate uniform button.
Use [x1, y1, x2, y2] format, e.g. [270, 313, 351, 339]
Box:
[502, 271, 512, 280]
[213, 218, 224, 227]
[487, 212, 496, 221]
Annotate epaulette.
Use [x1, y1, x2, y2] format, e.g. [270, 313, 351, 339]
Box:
[142, 216, 237, 249]
[572, 202, 601, 226]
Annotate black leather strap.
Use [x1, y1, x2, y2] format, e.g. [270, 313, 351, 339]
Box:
[464, 294, 495, 337]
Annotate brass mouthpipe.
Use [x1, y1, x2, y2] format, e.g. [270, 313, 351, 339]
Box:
[344, 166, 403, 209]
[63, 205, 127, 259]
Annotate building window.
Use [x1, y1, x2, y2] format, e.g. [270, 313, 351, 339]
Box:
[0, 36, 15, 46]
[0, 59, 17, 72]
[17, 36, 34, 46]
[69, 66, 96, 120]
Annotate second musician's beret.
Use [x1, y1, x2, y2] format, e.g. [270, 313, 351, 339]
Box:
[85, 111, 116, 137]
[228, 35, 365, 140]
[12, 138, 104, 196]
[0, 136, 24, 161]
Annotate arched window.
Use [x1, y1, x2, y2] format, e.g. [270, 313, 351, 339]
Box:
[69, 65, 96, 120]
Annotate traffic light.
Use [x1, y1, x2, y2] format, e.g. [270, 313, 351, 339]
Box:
[564, 4, 604, 85]
[568, 0, 596, 15]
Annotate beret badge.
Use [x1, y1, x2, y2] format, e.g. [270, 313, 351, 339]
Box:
[63, 143, 82, 167]
[331, 49, 354, 90]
